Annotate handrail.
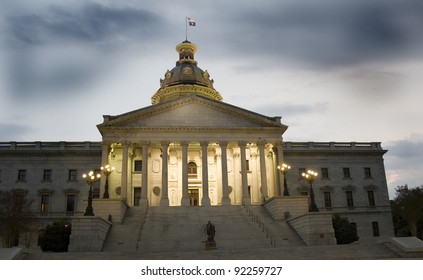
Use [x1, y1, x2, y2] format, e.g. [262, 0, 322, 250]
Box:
[243, 205, 276, 247]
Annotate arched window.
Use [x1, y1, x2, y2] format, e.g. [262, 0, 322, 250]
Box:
[188, 162, 197, 178]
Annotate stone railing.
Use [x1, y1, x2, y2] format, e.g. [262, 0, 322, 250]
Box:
[243, 205, 276, 247]
[0, 141, 102, 151]
[284, 142, 383, 151]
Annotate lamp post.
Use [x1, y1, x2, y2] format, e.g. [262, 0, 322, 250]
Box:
[101, 164, 115, 199]
[277, 163, 291, 196]
[302, 170, 319, 212]
[82, 171, 101, 216]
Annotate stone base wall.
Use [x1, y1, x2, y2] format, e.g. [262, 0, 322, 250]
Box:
[287, 212, 337, 246]
[92, 199, 128, 224]
[68, 217, 111, 252]
[264, 196, 309, 221]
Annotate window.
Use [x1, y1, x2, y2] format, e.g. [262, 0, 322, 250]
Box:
[364, 167, 372, 178]
[343, 168, 351, 179]
[346, 191, 354, 208]
[324, 191, 332, 208]
[40, 194, 49, 214]
[246, 160, 250, 172]
[66, 195, 76, 215]
[68, 170, 77, 181]
[372, 222, 380, 237]
[17, 169, 26, 181]
[0, 169, 2, 182]
[188, 162, 197, 178]
[367, 190, 376, 206]
[43, 169, 52, 181]
[300, 191, 308, 196]
[134, 160, 142, 172]
[321, 168, 329, 179]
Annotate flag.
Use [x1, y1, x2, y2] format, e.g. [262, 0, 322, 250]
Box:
[187, 17, 196, 26]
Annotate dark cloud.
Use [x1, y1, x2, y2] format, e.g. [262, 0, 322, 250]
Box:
[5, 3, 163, 49]
[214, 0, 423, 68]
[2, 3, 166, 98]
[252, 102, 328, 118]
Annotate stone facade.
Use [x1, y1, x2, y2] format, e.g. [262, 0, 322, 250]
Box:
[0, 40, 394, 247]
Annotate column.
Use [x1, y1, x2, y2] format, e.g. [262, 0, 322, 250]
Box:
[274, 141, 284, 197]
[200, 141, 211, 206]
[258, 142, 269, 202]
[180, 142, 190, 206]
[121, 142, 129, 200]
[160, 142, 169, 206]
[239, 142, 250, 205]
[140, 142, 149, 205]
[220, 142, 231, 205]
[100, 142, 109, 198]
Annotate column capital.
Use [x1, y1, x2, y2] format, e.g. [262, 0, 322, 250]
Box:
[274, 141, 283, 147]
[140, 141, 150, 146]
[180, 141, 190, 147]
[219, 141, 229, 148]
[257, 140, 267, 148]
[238, 141, 247, 147]
[160, 141, 169, 147]
[199, 141, 209, 147]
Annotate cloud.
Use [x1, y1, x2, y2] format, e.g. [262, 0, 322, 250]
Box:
[2, 2, 165, 98]
[0, 123, 33, 141]
[216, 0, 423, 68]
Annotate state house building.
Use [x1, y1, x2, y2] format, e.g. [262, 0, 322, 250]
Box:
[0, 41, 394, 248]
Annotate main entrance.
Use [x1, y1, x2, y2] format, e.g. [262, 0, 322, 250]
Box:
[188, 189, 199, 206]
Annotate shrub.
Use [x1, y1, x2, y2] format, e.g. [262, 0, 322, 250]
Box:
[332, 214, 359, 244]
[38, 220, 71, 252]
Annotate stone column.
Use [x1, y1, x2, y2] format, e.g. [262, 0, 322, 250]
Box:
[273, 141, 284, 197]
[180, 141, 190, 206]
[239, 142, 250, 205]
[100, 142, 109, 198]
[220, 142, 231, 205]
[160, 142, 169, 206]
[258, 142, 269, 202]
[121, 142, 129, 200]
[200, 141, 211, 206]
[140, 142, 149, 205]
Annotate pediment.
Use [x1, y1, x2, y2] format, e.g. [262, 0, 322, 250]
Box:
[98, 95, 287, 131]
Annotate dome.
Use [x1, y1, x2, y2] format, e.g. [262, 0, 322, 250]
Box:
[151, 41, 222, 104]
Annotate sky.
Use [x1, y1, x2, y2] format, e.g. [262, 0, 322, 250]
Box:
[1, 0, 422, 198]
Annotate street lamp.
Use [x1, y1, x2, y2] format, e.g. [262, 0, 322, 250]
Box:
[82, 171, 101, 216]
[277, 163, 291, 196]
[101, 164, 115, 198]
[302, 170, 319, 212]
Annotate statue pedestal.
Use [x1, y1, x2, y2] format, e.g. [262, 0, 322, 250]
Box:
[204, 240, 217, 250]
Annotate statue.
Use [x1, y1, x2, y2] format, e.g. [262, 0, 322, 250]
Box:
[205, 221, 216, 241]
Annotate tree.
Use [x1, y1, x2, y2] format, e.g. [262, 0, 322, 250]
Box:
[391, 185, 423, 237]
[0, 190, 37, 248]
[332, 214, 359, 244]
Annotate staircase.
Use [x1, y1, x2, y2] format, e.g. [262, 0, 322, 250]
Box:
[137, 206, 272, 253]
[102, 206, 147, 252]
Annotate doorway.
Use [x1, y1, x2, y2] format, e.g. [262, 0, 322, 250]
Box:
[133, 187, 141, 206]
[188, 189, 199, 206]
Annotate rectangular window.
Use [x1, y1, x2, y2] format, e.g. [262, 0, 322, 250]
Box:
[43, 169, 52, 181]
[134, 160, 142, 172]
[368, 190, 376, 206]
[246, 160, 250, 171]
[324, 191, 332, 208]
[18, 169, 27, 181]
[343, 168, 351, 179]
[66, 195, 76, 215]
[68, 170, 77, 181]
[372, 222, 380, 237]
[40, 195, 49, 214]
[321, 168, 329, 179]
[0, 169, 2, 182]
[364, 167, 372, 178]
[346, 191, 354, 208]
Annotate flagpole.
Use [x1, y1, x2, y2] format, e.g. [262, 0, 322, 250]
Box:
[185, 16, 188, 41]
